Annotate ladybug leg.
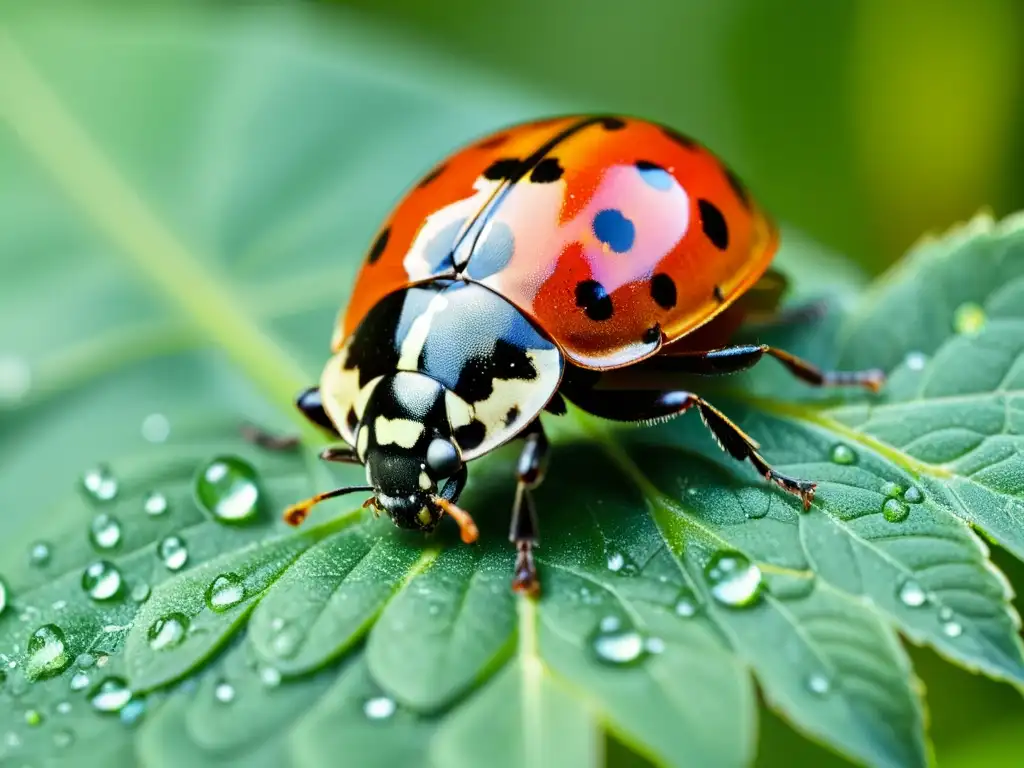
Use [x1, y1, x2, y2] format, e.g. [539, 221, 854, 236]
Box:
[562, 385, 815, 510]
[243, 386, 340, 451]
[509, 420, 548, 597]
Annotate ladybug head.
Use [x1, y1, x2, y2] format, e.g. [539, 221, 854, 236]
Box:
[358, 373, 464, 533]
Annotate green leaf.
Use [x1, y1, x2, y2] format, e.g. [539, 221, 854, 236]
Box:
[0, 6, 1022, 768]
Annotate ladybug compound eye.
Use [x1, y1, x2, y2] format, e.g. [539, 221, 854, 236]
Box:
[426, 438, 462, 478]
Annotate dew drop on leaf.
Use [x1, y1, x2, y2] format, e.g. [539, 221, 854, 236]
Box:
[363, 696, 397, 720]
[196, 456, 260, 523]
[4, 731, 21, 749]
[898, 579, 927, 607]
[259, 666, 282, 687]
[645, 636, 665, 654]
[882, 498, 910, 523]
[24, 708, 42, 726]
[81, 561, 123, 601]
[89, 514, 122, 550]
[704, 551, 763, 608]
[674, 591, 700, 618]
[53, 728, 74, 749]
[807, 673, 831, 696]
[148, 613, 189, 650]
[141, 413, 171, 444]
[953, 302, 986, 335]
[69, 672, 90, 691]
[130, 583, 151, 603]
[29, 541, 51, 567]
[75, 653, 96, 669]
[214, 681, 236, 703]
[606, 551, 625, 572]
[89, 677, 132, 713]
[55, 700, 72, 715]
[269, 619, 303, 659]
[143, 491, 168, 516]
[589, 615, 648, 666]
[904, 351, 928, 371]
[943, 620, 964, 638]
[82, 465, 119, 503]
[25, 624, 71, 680]
[0, 355, 32, 403]
[903, 486, 923, 504]
[829, 444, 856, 465]
[205, 573, 245, 612]
[158, 535, 189, 571]
[119, 698, 146, 726]
[881, 481, 902, 498]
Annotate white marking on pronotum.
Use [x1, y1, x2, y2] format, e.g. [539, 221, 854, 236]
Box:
[374, 416, 425, 449]
[398, 293, 449, 369]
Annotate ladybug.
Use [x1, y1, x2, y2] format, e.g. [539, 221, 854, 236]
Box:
[269, 115, 884, 596]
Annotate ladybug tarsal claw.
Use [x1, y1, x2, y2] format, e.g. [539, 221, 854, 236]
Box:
[433, 496, 479, 544]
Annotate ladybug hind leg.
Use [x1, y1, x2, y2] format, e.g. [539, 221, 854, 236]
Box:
[243, 386, 342, 451]
[509, 420, 548, 597]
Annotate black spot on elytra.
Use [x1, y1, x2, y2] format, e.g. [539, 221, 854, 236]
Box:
[600, 117, 626, 130]
[367, 228, 390, 264]
[698, 199, 729, 250]
[723, 165, 750, 208]
[483, 158, 525, 181]
[346, 407, 358, 432]
[575, 280, 613, 321]
[454, 419, 486, 452]
[454, 338, 537, 405]
[418, 163, 446, 188]
[530, 157, 563, 183]
[713, 284, 726, 303]
[662, 127, 697, 149]
[504, 406, 520, 427]
[477, 133, 509, 150]
[593, 209, 635, 253]
[642, 324, 662, 344]
[636, 160, 673, 191]
[651, 273, 677, 309]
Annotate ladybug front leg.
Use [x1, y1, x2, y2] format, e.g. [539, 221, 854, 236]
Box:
[509, 420, 548, 597]
[562, 384, 815, 510]
[243, 386, 341, 451]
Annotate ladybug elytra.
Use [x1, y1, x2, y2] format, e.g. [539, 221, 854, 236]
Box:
[265, 115, 884, 596]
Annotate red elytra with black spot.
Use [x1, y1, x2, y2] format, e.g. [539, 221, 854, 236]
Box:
[338, 115, 778, 369]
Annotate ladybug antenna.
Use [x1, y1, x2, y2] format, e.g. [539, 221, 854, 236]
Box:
[283, 485, 374, 527]
[432, 496, 479, 545]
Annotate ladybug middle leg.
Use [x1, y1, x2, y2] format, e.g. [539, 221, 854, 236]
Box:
[509, 420, 548, 597]
[243, 386, 341, 451]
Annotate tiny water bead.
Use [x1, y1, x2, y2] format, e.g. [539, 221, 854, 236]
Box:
[89, 514, 122, 550]
[25, 624, 71, 680]
[807, 673, 831, 696]
[904, 351, 928, 371]
[148, 613, 189, 650]
[130, 583, 151, 603]
[143, 491, 168, 516]
[29, 541, 51, 567]
[606, 551, 625, 572]
[24, 708, 43, 726]
[82, 561, 123, 601]
[0, 355, 32, 403]
[704, 551, 763, 608]
[89, 677, 133, 713]
[196, 456, 260, 523]
[82, 465, 119, 503]
[363, 696, 397, 720]
[953, 302, 986, 335]
[903, 486, 924, 504]
[898, 579, 928, 608]
[882, 498, 910, 523]
[943, 620, 964, 638]
[206, 573, 245, 612]
[259, 666, 282, 688]
[55, 701, 72, 715]
[75, 652, 96, 669]
[158, 535, 188, 571]
[53, 729, 75, 749]
[674, 591, 700, 618]
[589, 615, 648, 666]
[269, 619, 303, 659]
[830, 444, 856, 465]
[880, 481, 902, 498]
[141, 413, 171, 444]
[69, 672, 90, 691]
[214, 681, 236, 704]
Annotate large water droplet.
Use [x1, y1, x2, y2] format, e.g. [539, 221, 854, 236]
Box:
[0, 355, 32, 403]
[0, 577, 7, 616]
[830, 444, 856, 465]
[903, 486, 923, 504]
[158, 536, 188, 571]
[953, 302, 986, 335]
[898, 579, 927, 608]
[882, 498, 910, 523]
[363, 696, 397, 720]
[82, 465, 119, 503]
[904, 351, 928, 371]
[807, 673, 831, 696]
[148, 614, 189, 650]
[81, 561, 122, 601]
[589, 615, 647, 666]
[196, 456, 260, 523]
[29, 541, 51, 567]
[25, 624, 71, 680]
[143, 491, 168, 516]
[214, 681, 235, 703]
[141, 413, 171, 444]
[89, 514, 122, 550]
[206, 574, 245, 612]
[89, 677, 132, 713]
[705, 551, 763, 608]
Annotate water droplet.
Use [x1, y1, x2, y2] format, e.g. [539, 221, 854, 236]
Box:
[52, 599, 67, 611]
[0, 577, 7, 616]
[953, 302, 986, 335]
[904, 351, 928, 371]
[589, 615, 647, 666]
[259, 666, 282, 687]
[55, 701, 72, 715]
[82, 465, 119, 502]
[75, 653, 96, 669]
[206, 573, 245, 612]
[214, 681, 235, 703]
[29, 541, 51, 567]
[363, 696, 397, 720]
[130, 583, 151, 603]
[898, 579, 927, 608]
[606, 551, 625, 572]
[53, 728, 74, 748]
[119, 698, 146, 726]
[705, 551, 763, 608]
[943, 620, 963, 638]
[89, 513, 122, 550]
[881, 481, 902, 498]
[81, 561, 122, 601]
[196, 456, 260, 523]
[4, 730, 21, 748]
[89, 677, 132, 713]
[938, 606, 954, 621]
[882, 498, 910, 523]
[143, 491, 168, 516]
[0, 355, 32, 403]
[645, 637, 665, 654]
[807, 673, 831, 695]
[158, 535, 188, 571]
[148, 613, 189, 650]
[24, 708, 42, 726]
[141, 413, 171, 443]
[25, 624, 71, 680]
[69, 672, 90, 691]
[903, 486, 923, 504]
[830, 444, 856, 465]
[269, 621, 302, 659]
[674, 591, 700, 618]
